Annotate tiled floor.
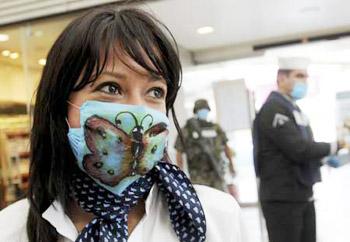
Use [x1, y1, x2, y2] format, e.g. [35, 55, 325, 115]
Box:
[240, 206, 268, 242]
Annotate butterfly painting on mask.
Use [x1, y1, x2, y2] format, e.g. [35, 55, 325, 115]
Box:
[82, 111, 169, 188]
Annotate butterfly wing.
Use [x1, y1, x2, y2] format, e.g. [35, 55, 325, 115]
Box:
[83, 115, 134, 186]
[136, 122, 169, 174]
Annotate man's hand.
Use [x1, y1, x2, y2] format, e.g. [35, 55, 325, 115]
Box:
[327, 157, 341, 168]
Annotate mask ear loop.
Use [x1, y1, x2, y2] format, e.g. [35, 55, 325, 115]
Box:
[66, 101, 81, 129]
[66, 118, 72, 129]
[67, 100, 81, 110]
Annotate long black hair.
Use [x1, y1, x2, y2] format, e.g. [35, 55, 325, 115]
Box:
[27, 7, 182, 242]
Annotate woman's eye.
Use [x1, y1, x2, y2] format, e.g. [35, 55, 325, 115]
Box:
[148, 87, 165, 99]
[99, 83, 121, 95]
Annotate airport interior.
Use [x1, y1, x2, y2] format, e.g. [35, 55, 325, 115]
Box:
[0, 0, 349, 241]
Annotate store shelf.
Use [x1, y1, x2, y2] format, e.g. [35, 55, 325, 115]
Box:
[0, 115, 30, 208]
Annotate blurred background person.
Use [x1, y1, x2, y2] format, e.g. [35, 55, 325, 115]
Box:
[253, 57, 345, 242]
[175, 99, 238, 199]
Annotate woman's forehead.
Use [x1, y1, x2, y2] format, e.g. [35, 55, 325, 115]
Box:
[103, 49, 164, 81]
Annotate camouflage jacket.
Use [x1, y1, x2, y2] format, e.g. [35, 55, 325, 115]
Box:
[174, 118, 229, 190]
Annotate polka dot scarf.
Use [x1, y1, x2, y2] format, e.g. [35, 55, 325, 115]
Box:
[72, 162, 207, 242]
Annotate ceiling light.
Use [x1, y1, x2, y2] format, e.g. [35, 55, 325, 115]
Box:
[197, 26, 214, 35]
[299, 6, 321, 13]
[38, 58, 46, 66]
[1, 50, 10, 57]
[0, 34, 9, 42]
[9, 52, 19, 59]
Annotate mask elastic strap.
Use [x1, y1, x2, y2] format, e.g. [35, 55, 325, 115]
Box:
[67, 100, 81, 110]
[65, 118, 72, 129]
[66, 101, 81, 129]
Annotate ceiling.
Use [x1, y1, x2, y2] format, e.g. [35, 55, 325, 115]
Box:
[0, 0, 124, 25]
[141, 0, 350, 51]
[1, 0, 350, 69]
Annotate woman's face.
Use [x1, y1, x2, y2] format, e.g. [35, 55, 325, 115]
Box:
[67, 53, 168, 128]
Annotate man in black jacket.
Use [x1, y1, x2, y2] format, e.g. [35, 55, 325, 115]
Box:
[253, 57, 341, 242]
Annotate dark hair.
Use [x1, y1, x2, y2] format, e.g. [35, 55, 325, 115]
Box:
[27, 7, 182, 242]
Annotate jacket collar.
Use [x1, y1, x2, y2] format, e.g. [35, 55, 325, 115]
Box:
[41, 184, 158, 241]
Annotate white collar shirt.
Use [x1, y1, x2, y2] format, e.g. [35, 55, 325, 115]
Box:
[0, 185, 244, 242]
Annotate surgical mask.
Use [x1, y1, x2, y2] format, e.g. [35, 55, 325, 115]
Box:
[196, 108, 210, 120]
[67, 100, 169, 195]
[290, 81, 308, 100]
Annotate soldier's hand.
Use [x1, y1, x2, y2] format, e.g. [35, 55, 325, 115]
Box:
[227, 184, 239, 200]
[229, 166, 236, 177]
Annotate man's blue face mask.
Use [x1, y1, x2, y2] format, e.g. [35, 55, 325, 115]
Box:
[196, 108, 210, 121]
[291, 81, 308, 100]
[67, 100, 170, 195]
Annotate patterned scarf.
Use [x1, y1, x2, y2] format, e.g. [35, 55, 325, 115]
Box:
[72, 162, 206, 242]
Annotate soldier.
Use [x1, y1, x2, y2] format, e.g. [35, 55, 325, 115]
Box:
[175, 99, 237, 198]
[253, 57, 343, 242]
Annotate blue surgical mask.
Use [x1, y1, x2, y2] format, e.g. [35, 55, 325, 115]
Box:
[196, 108, 210, 121]
[290, 81, 308, 100]
[67, 100, 169, 195]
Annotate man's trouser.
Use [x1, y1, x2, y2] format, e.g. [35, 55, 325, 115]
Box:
[261, 201, 316, 242]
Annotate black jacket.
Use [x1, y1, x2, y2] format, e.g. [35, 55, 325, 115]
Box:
[253, 91, 331, 202]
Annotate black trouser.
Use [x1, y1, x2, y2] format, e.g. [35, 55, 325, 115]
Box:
[261, 201, 316, 242]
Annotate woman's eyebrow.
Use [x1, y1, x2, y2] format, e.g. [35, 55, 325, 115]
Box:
[89, 71, 126, 87]
[101, 71, 162, 82]
[90, 70, 166, 87]
[101, 71, 126, 80]
[148, 72, 163, 81]
[88, 71, 125, 88]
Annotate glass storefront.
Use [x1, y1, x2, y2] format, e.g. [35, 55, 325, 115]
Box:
[0, 13, 76, 208]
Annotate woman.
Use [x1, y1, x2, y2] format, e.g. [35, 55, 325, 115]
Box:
[0, 8, 243, 242]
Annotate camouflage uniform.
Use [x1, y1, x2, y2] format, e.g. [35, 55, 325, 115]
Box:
[175, 117, 229, 191]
